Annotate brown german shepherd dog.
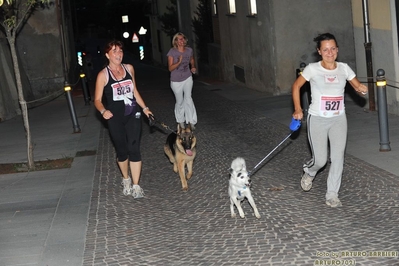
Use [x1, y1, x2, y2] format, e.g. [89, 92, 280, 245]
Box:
[164, 124, 197, 191]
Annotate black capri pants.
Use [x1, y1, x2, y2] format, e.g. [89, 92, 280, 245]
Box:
[107, 113, 142, 162]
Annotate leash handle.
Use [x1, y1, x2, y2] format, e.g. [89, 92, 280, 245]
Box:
[290, 118, 301, 131]
[149, 114, 156, 127]
[148, 114, 175, 133]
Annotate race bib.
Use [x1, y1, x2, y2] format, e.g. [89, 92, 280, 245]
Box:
[319, 95, 344, 117]
[111, 79, 134, 101]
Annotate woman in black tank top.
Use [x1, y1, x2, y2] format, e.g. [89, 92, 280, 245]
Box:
[94, 40, 154, 199]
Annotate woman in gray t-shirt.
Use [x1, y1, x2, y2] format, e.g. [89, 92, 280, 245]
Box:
[167, 32, 197, 130]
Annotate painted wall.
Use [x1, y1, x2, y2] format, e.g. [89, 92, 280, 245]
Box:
[149, 0, 169, 66]
[215, 0, 356, 95]
[0, 1, 74, 121]
[352, 0, 399, 114]
[217, 0, 276, 92]
[273, 0, 355, 94]
[17, 4, 65, 98]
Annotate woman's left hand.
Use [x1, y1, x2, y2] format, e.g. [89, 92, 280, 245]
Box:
[143, 107, 153, 118]
[356, 83, 368, 95]
[191, 67, 197, 74]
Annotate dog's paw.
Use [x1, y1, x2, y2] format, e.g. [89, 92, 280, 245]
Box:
[239, 214, 245, 219]
[231, 213, 236, 218]
[182, 187, 188, 192]
[255, 213, 261, 219]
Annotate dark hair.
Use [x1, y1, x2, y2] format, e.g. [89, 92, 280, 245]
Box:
[104, 40, 124, 54]
[313, 33, 338, 49]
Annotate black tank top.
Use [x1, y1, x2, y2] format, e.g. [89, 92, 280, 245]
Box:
[103, 64, 136, 116]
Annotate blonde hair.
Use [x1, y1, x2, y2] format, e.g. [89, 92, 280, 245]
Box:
[172, 32, 188, 48]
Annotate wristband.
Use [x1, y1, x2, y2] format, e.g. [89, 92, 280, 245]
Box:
[100, 109, 106, 115]
[143, 107, 149, 111]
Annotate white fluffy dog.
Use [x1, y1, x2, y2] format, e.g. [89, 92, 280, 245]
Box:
[228, 157, 261, 219]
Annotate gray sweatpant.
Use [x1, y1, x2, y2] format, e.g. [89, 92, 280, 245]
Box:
[170, 76, 197, 125]
[303, 114, 347, 200]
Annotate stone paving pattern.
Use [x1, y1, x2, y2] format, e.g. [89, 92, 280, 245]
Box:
[82, 63, 399, 265]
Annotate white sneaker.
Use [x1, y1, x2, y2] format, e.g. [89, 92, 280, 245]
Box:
[326, 197, 342, 207]
[122, 178, 132, 196]
[301, 172, 314, 192]
[132, 184, 144, 199]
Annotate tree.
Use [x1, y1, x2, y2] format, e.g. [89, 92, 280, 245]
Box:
[192, 0, 213, 63]
[0, 0, 51, 170]
[159, 0, 178, 37]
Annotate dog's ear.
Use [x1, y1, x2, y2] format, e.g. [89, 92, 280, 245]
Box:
[177, 124, 182, 135]
[190, 134, 196, 149]
[229, 167, 234, 175]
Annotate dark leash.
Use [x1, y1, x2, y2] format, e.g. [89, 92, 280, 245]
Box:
[148, 114, 176, 133]
[248, 118, 301, 177]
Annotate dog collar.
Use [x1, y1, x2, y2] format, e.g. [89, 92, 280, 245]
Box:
[237, 186, 247, 197]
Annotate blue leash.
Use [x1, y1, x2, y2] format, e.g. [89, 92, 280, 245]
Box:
[248, 118, 301, 177]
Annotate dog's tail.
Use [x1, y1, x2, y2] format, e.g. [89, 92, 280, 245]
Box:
[230, 157, 246, 172]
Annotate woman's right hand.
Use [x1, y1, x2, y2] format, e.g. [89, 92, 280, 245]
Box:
[102, 110, 113, 120]
[292, 109, 303, 120]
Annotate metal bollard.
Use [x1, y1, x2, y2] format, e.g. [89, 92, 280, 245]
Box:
[80, 72, 91, 105]
[64, 82, 81, 133]
[375, 69, 391, 151]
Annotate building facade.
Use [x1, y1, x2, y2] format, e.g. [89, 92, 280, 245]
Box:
[148, 0, 199, 67]
[149, 0, 399, 115]
[0, 0, 76, 121]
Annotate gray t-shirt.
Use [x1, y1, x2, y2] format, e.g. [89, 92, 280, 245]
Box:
[167, 47, 193, 82]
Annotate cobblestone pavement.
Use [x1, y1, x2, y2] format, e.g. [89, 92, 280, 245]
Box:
[83, 63, 399, 266]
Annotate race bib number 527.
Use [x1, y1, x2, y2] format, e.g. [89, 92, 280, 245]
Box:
[320, 95, 344, 117]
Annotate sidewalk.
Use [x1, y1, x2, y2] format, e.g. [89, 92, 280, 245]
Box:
[0, 93, 100, 266]
[0, 60, 398, 266]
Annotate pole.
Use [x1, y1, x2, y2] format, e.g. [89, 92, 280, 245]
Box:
[176, 0, 183, 31]
[362, 0, 376, 111]
[80, 72, 91, 105]
[64, 82, 81, 133]
[375, 69, 391, 151]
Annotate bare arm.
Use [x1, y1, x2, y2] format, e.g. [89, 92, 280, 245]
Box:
[168, 55, 182, 72]
[292, 75, 307, 120]
[190, 56, 196, 74]
[94, 69, 113, 120]
[349, 77, 368, 95]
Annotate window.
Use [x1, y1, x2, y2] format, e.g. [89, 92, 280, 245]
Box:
[228, 0, 236, 14]
[248, 0, 257, 16]
[213, 0, 218, 16]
